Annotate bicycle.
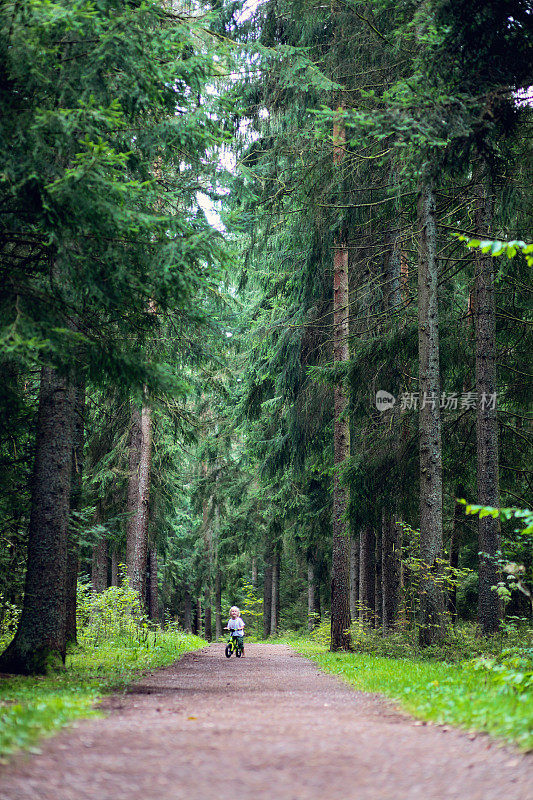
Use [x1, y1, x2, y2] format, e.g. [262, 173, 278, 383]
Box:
[225, 633, 244, 658]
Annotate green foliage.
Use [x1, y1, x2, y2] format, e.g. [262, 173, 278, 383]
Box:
[460, 501, 533, 537]
[0, 596, 21, 652]
[468, 649, 533, 697]
[310, 614, 531, 664]
[76, 575, 150, 648]
[0, 580, 205, 758]
[454, 235, 533, 267]
[238, 581, 263, 641]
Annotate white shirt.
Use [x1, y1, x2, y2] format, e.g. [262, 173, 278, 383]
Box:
[227, 617, 244, 636]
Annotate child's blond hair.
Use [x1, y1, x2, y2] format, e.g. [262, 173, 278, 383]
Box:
[230, 606, 240, 614]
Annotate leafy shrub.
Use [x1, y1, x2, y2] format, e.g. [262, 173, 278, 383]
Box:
[309, 614, 532, 664]
[467, 648, 533, 695]
[76, 575, 150, 648]
[310, 615, 332, 648]
[0, 594, 21, 651]
[238, 581, 263, 641]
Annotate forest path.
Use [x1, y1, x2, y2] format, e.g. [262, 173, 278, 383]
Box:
[1, 643, 531, 800]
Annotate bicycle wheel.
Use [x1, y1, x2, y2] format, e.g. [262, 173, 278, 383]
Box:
[235, 645, 242, 658]
[225, 644, 232, 658]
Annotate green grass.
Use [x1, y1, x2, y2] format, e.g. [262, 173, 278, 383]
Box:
[0, 630, 206, 759]
[291, 640, 533, 751]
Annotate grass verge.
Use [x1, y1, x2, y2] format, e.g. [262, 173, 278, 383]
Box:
[0, 630, 206, 759]
[291, 640, 533, 751]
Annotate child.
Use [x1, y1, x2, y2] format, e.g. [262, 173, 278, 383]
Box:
[224, 606, 245, 656]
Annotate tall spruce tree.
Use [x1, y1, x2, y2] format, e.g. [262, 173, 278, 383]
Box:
[0, 0, 227, 672]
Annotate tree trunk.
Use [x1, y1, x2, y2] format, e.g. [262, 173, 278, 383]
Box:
[147, 547, 158, 623]
[359, 525, 376, 627]
[126, 407, 142, 590]
[92, 534, 108, 593]
[307, 558, 321, 630]
[374, 522, 383, 629]
[448, 488, 465, 623]
[0, 366, 75, 673]
[330, 114, 351, 651]
[349, 535, 359, 621]
[474, 179, 502, 635]
[183, 589, 192, 633]
[202, 472, 213, 642]
[251, 557, 257, 588]
[195, 598, 202, 637]
[270, 550, 280, 636]
[204, 589, 212, 641]
[215, 568, 222, 639]
[417, 180, 446, 646]
[382, 512, 401, 632]
[110, 550, 119, 587]
[126, 398, 152, 607]
[65, 375, 85, 644]
[263, 546, 273, 638]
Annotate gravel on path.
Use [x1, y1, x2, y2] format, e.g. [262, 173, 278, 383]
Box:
[0, 643, 531, 800]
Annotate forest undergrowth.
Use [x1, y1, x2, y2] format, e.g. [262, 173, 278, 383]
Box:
[0, 582, 206, 759]
[290, 620, 533, 751]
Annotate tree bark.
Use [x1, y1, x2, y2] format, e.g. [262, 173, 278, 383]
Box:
[374, 522, 383, 628]
[201, 469, 213, 642]
[474, 178, 502, 635]
[215, 568, 222, 639]
[110, 550, 119, 587]
[147, 547, 158, 623]
[270, 550, 280, 636]
[195, 598, 202, 636]
[417, 180, 446, 646]
[65, 375, 85, 644]
[308, 558, 321, 630]
[183, 589, 192, 633]
[330, 115, 351, 651]
[448, 488, 465, 623]
[382, 512, 401, 632]
[359, 525, 375, 626]
[204, 589, 212, 641]
[0, 366, 75, 673]
[126, 398, 152, 607]
[349, 535, 359, 620]
[263, 545, 273, 638]
[126, 406, 142, 589]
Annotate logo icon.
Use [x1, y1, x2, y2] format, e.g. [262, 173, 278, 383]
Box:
[375, 390, 396, 412]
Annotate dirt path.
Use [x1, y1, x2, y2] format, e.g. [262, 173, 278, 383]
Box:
[1, 643, 531, 800]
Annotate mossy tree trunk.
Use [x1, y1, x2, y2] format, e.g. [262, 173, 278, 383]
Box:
[0, 366, 75, 674]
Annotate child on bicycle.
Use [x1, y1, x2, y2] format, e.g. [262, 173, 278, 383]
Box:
[224, 606, 245, 656]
